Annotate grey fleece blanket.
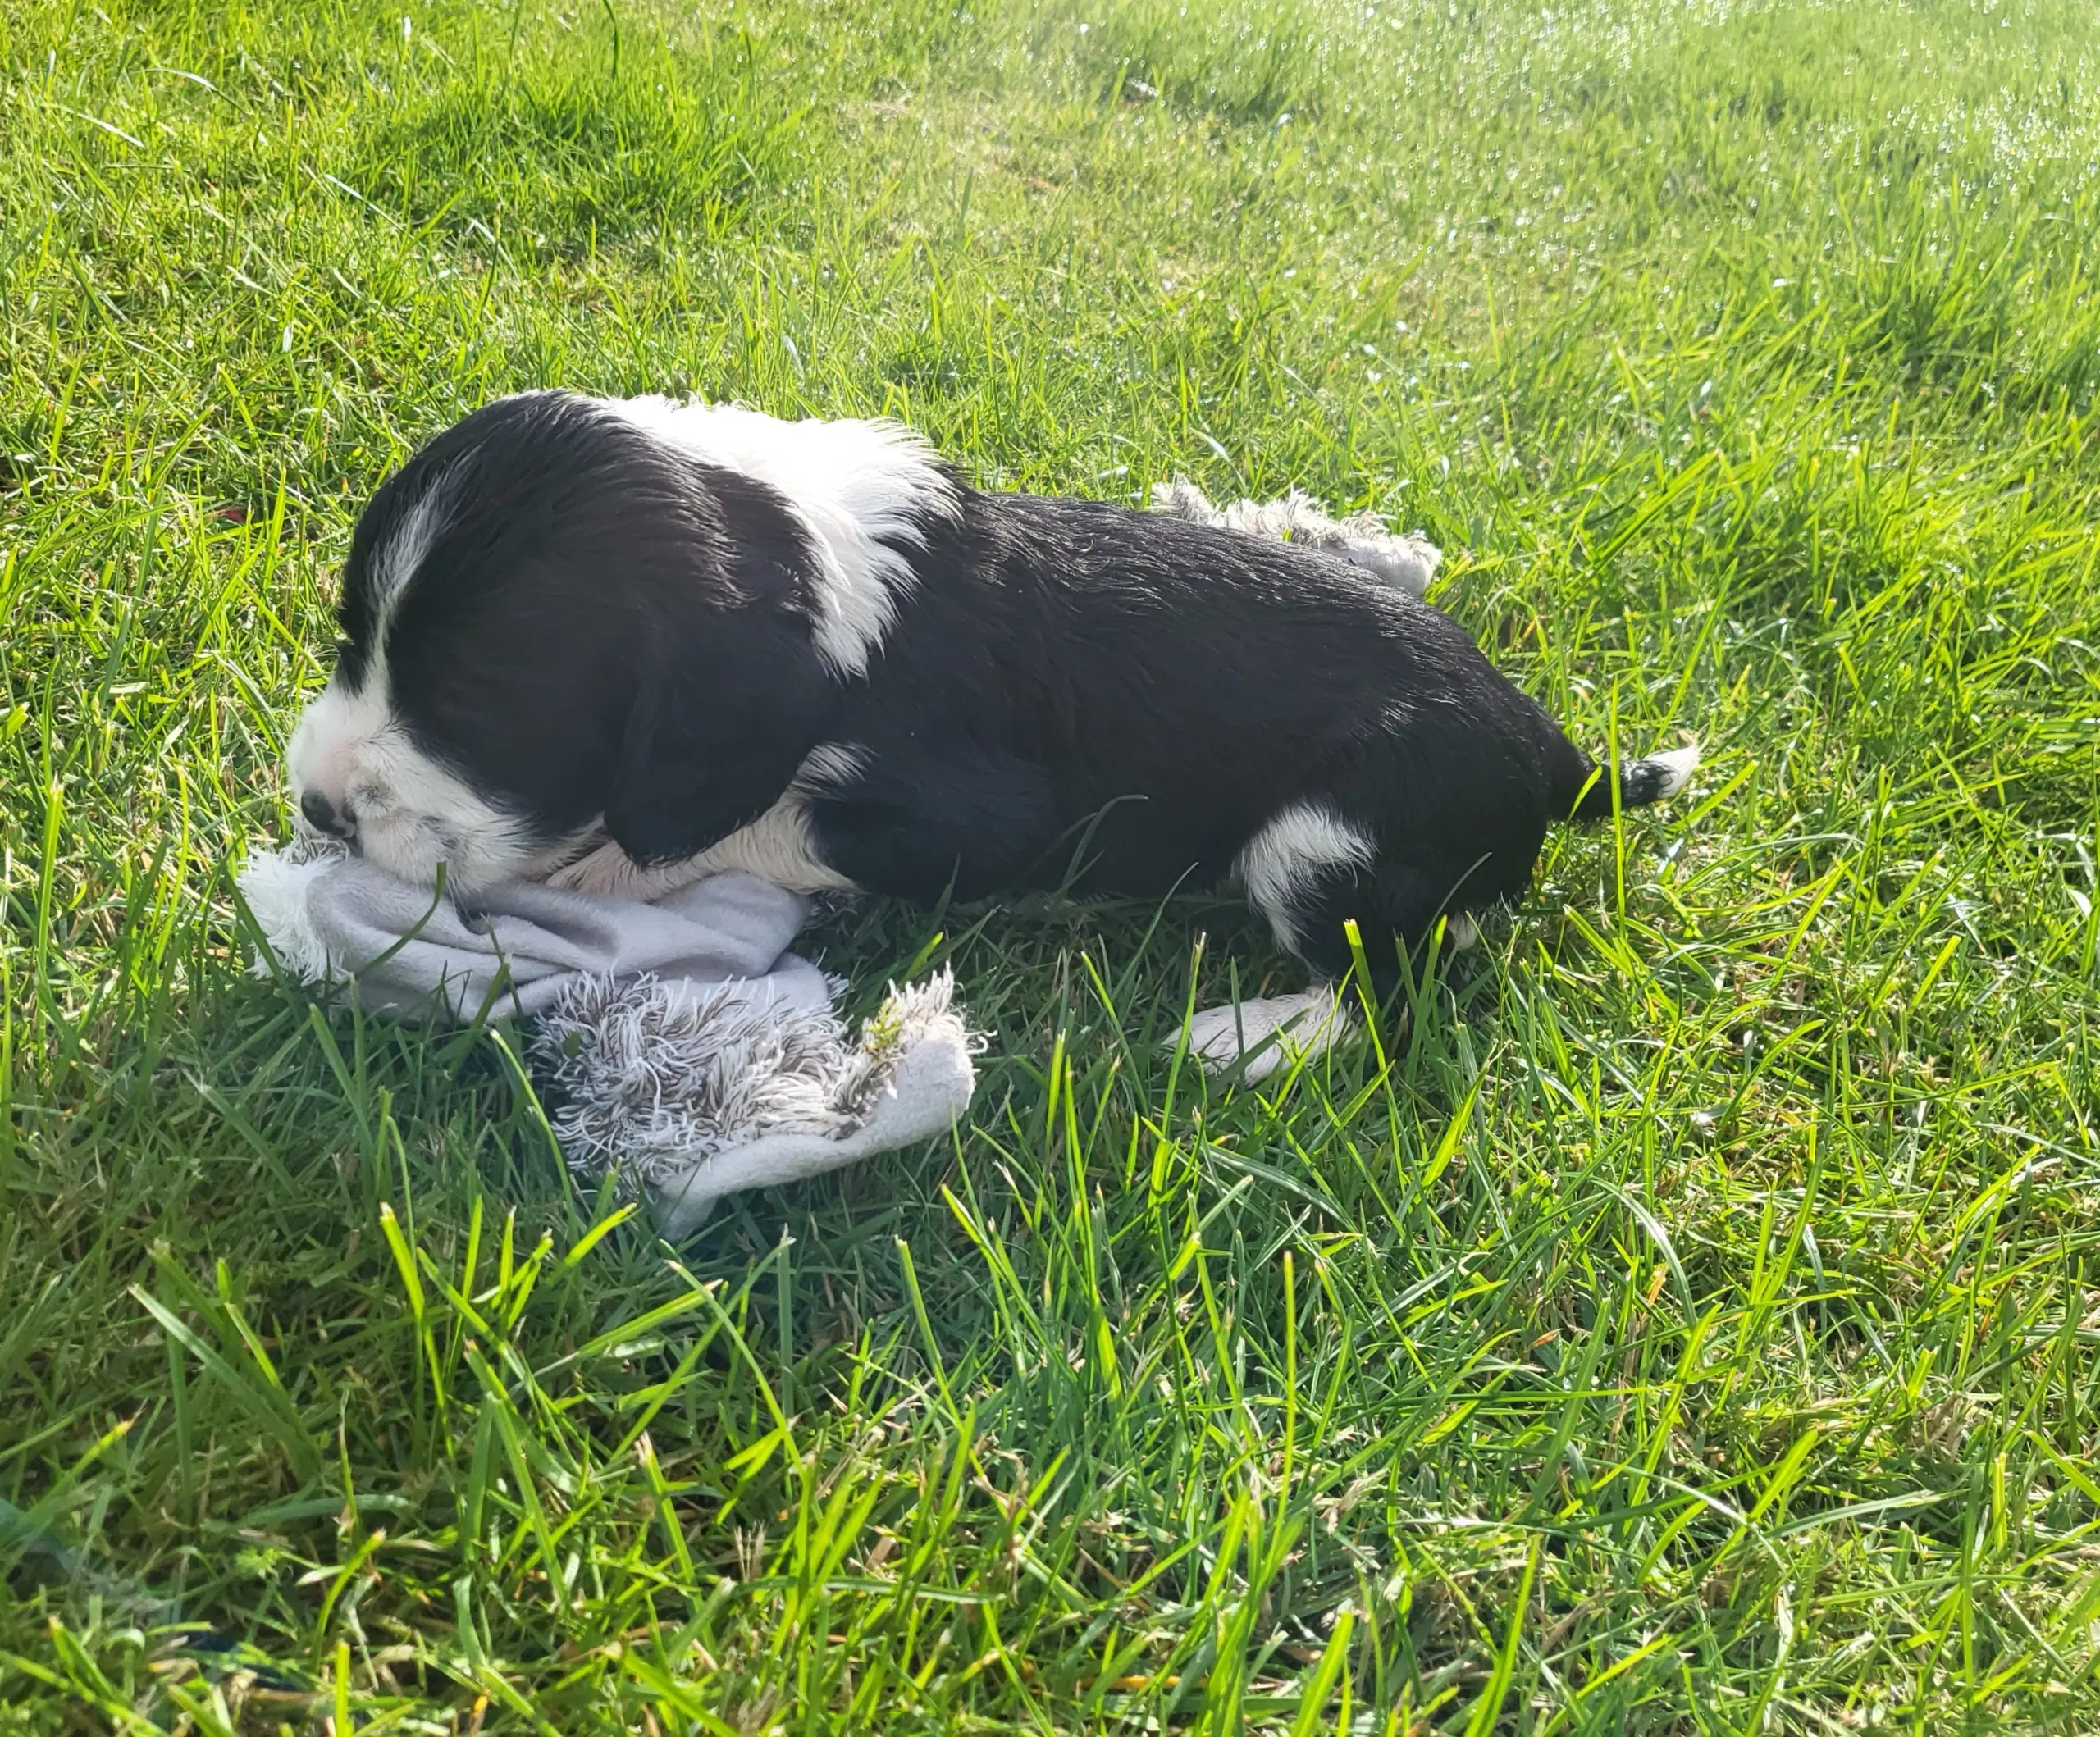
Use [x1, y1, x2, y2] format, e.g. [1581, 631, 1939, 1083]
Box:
[237, 846, 977, 1235]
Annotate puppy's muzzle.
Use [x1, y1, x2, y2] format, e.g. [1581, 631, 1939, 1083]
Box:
[300, 789, 358, 843]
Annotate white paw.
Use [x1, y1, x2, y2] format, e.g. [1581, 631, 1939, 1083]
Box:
[546, 837, 642, 894]
[546, 837, 713, 900]
[1174, 987, 1354, 1082]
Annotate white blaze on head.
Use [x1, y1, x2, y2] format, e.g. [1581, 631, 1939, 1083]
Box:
[285, 467, 536, 894]
[363, 484, 449, 629]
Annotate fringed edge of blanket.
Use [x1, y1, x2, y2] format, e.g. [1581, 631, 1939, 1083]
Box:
[529, 967, 979, 1196]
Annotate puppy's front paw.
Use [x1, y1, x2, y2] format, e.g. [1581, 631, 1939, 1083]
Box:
[1174, 987, 1355, 1082]
[547, 837, 639, 894]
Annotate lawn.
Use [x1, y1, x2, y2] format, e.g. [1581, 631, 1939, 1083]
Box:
[3, 0, 2098, 1728]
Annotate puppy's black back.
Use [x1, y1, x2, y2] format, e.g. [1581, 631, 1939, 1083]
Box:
[819, 490, 1591, 905]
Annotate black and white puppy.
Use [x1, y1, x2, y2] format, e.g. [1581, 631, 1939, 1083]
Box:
[288, 390, 1696, 1075]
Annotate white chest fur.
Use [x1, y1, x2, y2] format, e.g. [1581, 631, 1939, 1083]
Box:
[547, 744, 865, 900]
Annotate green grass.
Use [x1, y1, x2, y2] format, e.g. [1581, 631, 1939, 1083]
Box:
[3, 0, 2099, 1727]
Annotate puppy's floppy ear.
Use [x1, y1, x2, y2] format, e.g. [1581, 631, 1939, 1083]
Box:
[604, 608, 836, 867]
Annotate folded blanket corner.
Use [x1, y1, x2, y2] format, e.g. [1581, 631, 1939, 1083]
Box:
[234, 846, 976, 1233]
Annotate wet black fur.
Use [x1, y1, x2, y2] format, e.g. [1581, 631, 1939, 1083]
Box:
[333, 390, 1667, 991]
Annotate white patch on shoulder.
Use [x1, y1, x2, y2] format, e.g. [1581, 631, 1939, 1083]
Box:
[548, 741, 870, 900]
[603, 395, 960, 677]
[1176, 987, 1355, 1083]
[285, 669, 532, 894]
[1234, 801, 1376, 951]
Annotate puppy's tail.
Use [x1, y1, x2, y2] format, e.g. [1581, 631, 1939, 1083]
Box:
[1565, 743, 1701, 821]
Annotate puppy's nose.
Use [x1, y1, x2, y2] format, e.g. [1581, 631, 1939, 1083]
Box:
[300, 789, 354, 839]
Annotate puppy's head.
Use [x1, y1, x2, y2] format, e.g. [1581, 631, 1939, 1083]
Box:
[287, 390, 838, 892]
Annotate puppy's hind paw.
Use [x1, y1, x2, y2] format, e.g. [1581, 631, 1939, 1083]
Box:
[1173, 987, 1355, 1083]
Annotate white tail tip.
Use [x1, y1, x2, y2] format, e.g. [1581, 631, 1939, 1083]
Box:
[1644, 743, 1701, 800]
